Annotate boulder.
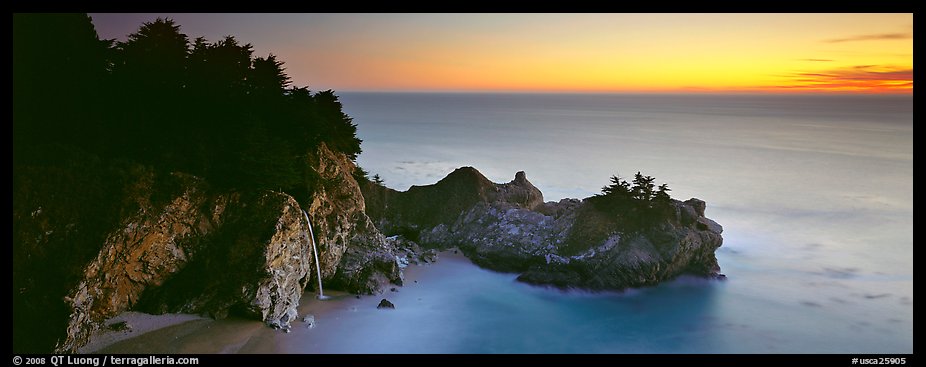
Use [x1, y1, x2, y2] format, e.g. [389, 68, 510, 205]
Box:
[377, 299, 395, 309]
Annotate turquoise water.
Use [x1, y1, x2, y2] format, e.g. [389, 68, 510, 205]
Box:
[339, 93, 912, 353]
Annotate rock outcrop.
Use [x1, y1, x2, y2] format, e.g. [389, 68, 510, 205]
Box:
[377, 299, 396, 309]
[360, 167, 544, 238]
[306, 143, 402, 295]
[51, 171, 313, 353]
[365, 169, 724, 291]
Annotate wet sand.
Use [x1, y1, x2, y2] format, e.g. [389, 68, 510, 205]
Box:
[84, 250, 467, 354]
[78, 312, 208, 353]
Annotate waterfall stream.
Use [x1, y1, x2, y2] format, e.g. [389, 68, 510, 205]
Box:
[302, 210, 329, 300]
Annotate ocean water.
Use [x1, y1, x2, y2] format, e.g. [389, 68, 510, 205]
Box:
[340, 93, 912, 353]
[98, 93, 912, 354]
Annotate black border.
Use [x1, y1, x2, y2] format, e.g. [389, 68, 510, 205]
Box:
[9, 354, 917, 366]
[9, 4, 916, 364]
[9, 2, 920, 13]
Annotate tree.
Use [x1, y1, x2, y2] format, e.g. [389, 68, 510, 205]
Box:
[109, 18, 192, 162]
[15, 14, 367, 192]
[249, 54, 290, 97]
[312, 90, 363, 160]
[372, 174, 385, 185]
[114, 18, 189, 90]
[631, 172, 656, 203]
[353, 166, 370, 183]
[591, 174, 632, 216]
[591, 170, 674, 231]
[191, 35, 254, 96]
[601, 174, 631, 198]
[13, 13, 111, 158]
[653, 183, 673, 213]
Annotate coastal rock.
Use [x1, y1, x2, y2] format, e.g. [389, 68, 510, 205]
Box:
[497, 171, 545, 210]
[13, 154, 144, 353]
[388, 235, 439, 266]
[366, 168, 724, 291]
[377, 299, 396, 309]
[51, 171, 215, 353]
[135, 189, 311, 331]
[302, 314, 316, 328]
[107, 321, 131, 332]
[420, 199, 581, 272]
[53, 171, 313, 353]
[307, 143, 402, 295]
[515, 204, 724, 289]
[421, 249, 439, 264]
[17, 143, 402, 353]
[361, 169, 546, 238]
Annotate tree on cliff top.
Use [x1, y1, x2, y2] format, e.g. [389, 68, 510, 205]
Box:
[589, 171, 674, 231]
[14, 15, 363, 192]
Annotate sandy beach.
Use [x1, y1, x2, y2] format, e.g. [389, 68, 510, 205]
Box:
[78, 312, 208, 353]
[83, 250, 469, 354]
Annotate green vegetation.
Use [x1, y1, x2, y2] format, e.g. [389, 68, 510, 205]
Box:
[13, 14, 362, 192]
[588, 171, 674, 231]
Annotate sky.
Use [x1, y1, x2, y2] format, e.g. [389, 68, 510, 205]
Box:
[89, 13, 913, 93]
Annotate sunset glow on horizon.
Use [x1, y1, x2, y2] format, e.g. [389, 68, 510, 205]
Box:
[90, 13, 913, 94]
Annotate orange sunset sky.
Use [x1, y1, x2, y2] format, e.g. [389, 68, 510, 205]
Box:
[90, 13, 913, 93]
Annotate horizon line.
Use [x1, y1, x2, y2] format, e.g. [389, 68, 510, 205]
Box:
[333, 89, 913, 95]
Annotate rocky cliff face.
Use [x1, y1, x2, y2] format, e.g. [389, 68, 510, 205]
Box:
[367, 169, 724, 291]
[361, 167, 544, 237]
[427, 198, 724, 290]
[305, 143, 402, 294]
[14, 143, 400, 353]
[50, 171, 313, 353]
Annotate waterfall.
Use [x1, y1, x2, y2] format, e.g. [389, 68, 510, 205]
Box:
[302, 210, 329, 300]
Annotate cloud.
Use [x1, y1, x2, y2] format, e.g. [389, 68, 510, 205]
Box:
[824, 32, 911, 43]
[799, 58, 834, 62]
[769, 65, 912, 92]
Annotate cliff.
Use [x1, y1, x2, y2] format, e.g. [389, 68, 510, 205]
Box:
[360, 167, 544, 238]
[305, 144, 402, 294]
[13, 143, 400, 353]
[13, 15, 401, 354]
[364, 169, 724, 290]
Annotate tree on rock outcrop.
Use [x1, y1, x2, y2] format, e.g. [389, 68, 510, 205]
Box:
[589, 171, 674, 231]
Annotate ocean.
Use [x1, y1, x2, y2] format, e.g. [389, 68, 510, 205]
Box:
[341, 92, 912, 353]
[96, 92, 912, 354]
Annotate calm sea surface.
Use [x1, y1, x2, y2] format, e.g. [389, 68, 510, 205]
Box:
[341, 92, 912, 353]
[100, 93, 912, 353]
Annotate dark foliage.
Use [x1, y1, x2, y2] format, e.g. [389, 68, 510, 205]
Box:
[13, 15, 363, 192]
[587, 171, 675, 232]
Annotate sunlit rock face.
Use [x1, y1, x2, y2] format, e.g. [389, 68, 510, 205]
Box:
[307, 143, 402, 295]
[52, 172, 313, 353]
